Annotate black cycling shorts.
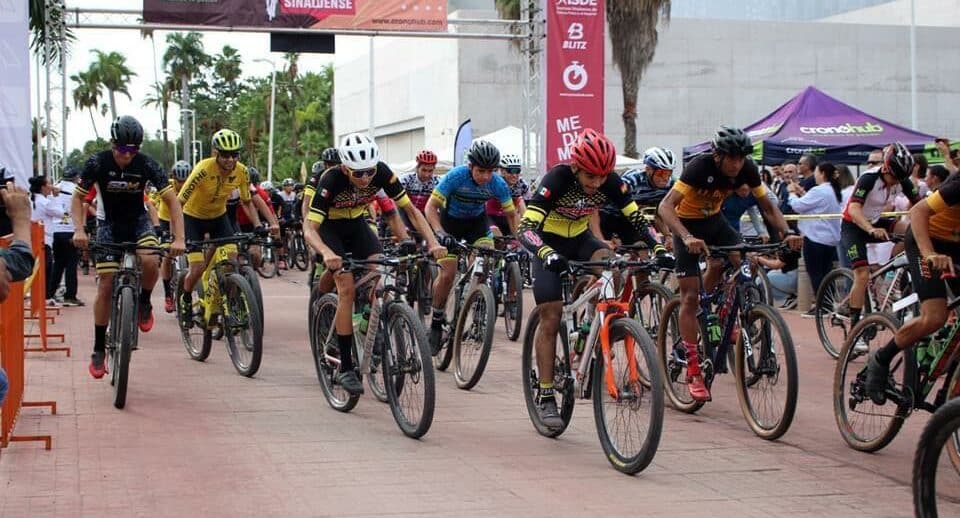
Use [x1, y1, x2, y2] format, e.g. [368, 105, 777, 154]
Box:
[95, 213, 158, 274]
[319, 217, 382, 260]
[184, 213, 237, 264]
[487, 214, 512, 236]
[672, 213, 739, 278]
[840, 218, 896, 269]
[905, 228, 960, 302]
[532, 231, 609, 304]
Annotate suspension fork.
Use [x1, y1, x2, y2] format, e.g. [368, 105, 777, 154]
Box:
[598, 301, 633, 399]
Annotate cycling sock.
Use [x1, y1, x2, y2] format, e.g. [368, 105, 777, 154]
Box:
[683, 340, 701, 375]
[875, 338, 900, 365]
[431, 308, 444, 328]
[94, 325, 107, 353]
[337, 334, 354, 372]
[139, 288, 152, 307]
[162, 279, 172, 298]
[850, 307, 862, 327]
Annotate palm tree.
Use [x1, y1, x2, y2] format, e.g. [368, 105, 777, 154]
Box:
[494, 0, 520, 20]
[163, 32, 210, 161]
[607, 1, 671, 158]
[213, 46, 243, 105]
[143, 78, 176, 167]
[89, 50, 137, 121]
[29, 0, 74, 65]
[70, 70, 103, 139]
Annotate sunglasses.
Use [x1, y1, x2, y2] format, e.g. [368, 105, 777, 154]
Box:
[348, 167, 376, 179]
[503, 167, 521, 175]
[115, 144, 140, 155]
[218, 151, 240, 159]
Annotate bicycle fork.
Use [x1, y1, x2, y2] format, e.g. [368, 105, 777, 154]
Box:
[597, 301, 637, 401]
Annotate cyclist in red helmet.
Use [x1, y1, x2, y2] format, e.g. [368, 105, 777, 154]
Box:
[517, 128, 671, 429]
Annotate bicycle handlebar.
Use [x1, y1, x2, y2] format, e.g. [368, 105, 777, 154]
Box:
[89, 241, 167, 254]
[185, 233, 257, 252]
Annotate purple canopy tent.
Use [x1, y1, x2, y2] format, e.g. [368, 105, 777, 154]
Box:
[683, 86, 940, 165]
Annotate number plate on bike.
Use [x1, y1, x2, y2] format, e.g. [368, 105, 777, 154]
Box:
[739, 262, 752, 278]
[892, 292, 918, 313]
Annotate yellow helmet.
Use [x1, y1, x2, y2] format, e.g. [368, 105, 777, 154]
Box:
[211, 128, 242, 152]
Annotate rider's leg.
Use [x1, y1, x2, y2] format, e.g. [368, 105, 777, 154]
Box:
[849, 265, 870, 326]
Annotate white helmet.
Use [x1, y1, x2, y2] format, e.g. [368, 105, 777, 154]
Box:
[260, 180, 274, 191]
[338, 133, 380, 170]
[500, 154, 522, 169]
[642, 147, 676, 171]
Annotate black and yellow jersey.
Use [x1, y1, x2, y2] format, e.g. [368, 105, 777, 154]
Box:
[178, 158, 251, 219]
[155, 179, 183, 222]
[307, 162, 410, 225]
[926, 173, 960, 242]
[671, 153, 766, 219]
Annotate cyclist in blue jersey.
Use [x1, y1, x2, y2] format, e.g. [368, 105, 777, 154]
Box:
[424, 140, 518, 354]
[598, 146, 676, 247]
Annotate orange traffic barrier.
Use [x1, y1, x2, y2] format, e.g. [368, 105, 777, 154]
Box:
[0, 236, 55, 452]
[23, 222, 69, 357]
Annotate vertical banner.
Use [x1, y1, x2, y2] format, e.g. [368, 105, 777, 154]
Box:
[0, 4, 31, 184]
[453, 119, 472, 166]
[545, 0, 605, 167]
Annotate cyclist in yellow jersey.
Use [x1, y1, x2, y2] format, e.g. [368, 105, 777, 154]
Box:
[158, 160, 191, 313]
[177, 129, 279, 322]
[658, 126, 800, 402]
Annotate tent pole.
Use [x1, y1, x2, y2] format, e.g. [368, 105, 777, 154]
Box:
[909, 0, 917, 129]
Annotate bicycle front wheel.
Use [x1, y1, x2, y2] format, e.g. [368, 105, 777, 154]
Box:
[734, 303, 798, 440]
[815, 268, 855, 359]
[257, 243, 278, 279]
[655, 297, 705, 414]
[453, 284, 496, 390]
[521, 306, 575, 437]
[383, 302, 436, 438]
[503, 261, 523, 341]
[240, 265, 264, 326]
[592, 317, 664, 475]
[222, 273, 263, 377]
[293, 235, 309, 271]
[311, 293, 360, 412]
[914, 397, 960, 518]
[177, 270, 212, 361]
[109, 286, 137, 409]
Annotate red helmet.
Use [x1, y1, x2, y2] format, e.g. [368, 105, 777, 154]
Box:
[570, 128, 616, 176]
[416, 149, 437, 165]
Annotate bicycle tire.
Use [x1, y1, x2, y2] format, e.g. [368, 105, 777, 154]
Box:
[109, 286, 136, 409]
[521, 306, 575, 437]
[815, 268, 855, 359]
[944, 365, 960, 475]
[833, 312, 908, 452]
[415, 262, 434, 327]
[432, 282, 457, 372]
[914, 397, 960, 518]
[257, 242, 278, 279]
[734, 303, 798, 440]
[311, 292, 360, 412]
[366, 309, 389, 403]
[503, 261, 523, 341]
[293, 234, 309, 271]
[223, 273, 263, 377]
[177, 270, 212, 361]
[753, 267, 775, 306]
[240, 265, 264, 326]
[630, 282, 673, 340]
[384, 302, 436, 438]
[655, 296, 705, 413]
[453, 284, 496, 390]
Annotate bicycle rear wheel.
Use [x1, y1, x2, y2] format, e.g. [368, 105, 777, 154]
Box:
[432, 280, 458, 372]
[734, 303, 798, 440]
[815, 268, 855, 359]
[109, 286, 137, 409]
[257, 242, 278, 279]
[240, 265, 264, 326]
[311, 293, 360, 412]
[914, 397, 960, 518]
[833, 312, 908, 452]
[177, 270, 212, 361]
[631, 282, 672, 340]
[453, 284, 496, 390]
[521, 307, 575, 437]
[384, 302, 436, 438]
[592, 317, 664, 474]
[655, 297, 705, 413]
[222, 273, 263, 377]
[293, 234, 309, 271]
[503, 261, 523, 341]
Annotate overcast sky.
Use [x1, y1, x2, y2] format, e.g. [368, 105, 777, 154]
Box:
[34, 0, 335, 152]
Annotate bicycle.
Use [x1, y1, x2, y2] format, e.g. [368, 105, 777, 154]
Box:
[657, 242, 799, 440]
[522, 257, 664, 474]
[833, 289, 960, 454]
[914, 396, 960, 518]
[815, 238, 912, 358]
[492, 236, 525, 341]
[284, 220, 309, 271]
[256, 232, 280, 279]
[177, 234, 264, 377]
[309, 253, 436, 439]
[89, 241, 166, 409]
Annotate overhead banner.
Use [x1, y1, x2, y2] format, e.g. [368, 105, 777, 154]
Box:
[143, 0, 448, 32]
[544, 0, 605, 167]
[0, 3, 31, 184]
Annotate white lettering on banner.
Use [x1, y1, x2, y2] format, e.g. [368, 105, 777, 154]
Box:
[555, 115, 582, 133]
[282, 0, 354, 8]
[557, 0, 598, 6]
[554, 116, 584, 161]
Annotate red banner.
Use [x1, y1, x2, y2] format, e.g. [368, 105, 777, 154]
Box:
[544, 0, 605, 167]
[143, 0, 448, 32]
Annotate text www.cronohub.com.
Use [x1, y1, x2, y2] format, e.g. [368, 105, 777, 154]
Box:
[370, 18, 444, 26]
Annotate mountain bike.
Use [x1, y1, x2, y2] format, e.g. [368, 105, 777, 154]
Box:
[914, 396, 960, 518]
[522, 257, 664, 474]
[657, 242, 798, 440]
[309, 253, 436, 439]
[256, 232, 280, 279]
[177, 234, 263, 377]
[89, 241, 165, 409]
[284, 220, 309, 271]
[492, 236, 525, 341]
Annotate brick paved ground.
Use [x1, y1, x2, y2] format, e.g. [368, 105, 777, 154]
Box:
[1, 272, 959, 517]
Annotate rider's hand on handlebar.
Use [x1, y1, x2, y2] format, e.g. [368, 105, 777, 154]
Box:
[869, 227, 889, 241]
[543, 252, 568, 273]
[324, 253, 343, 272]
[398, 240, 418, 256]
[655, 252, 676, 270]
[436, 231, 457, 249]
[682, 235, 706, 255]
[253, 226, 269, 237]
[72, 228, 89, 250]
[170, 238, 186, 257]
[926, 253, 954, 276]
[268, 223, 281, 237]
[785, 233, 803, 250]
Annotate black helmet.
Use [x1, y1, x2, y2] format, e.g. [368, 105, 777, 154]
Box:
[247, 166, 260, 185]
[884, 142, 915, 180]
[712, 126, 753, 156]
[321, 147, 340, 165]
[110, 115, 144, 146]
[311, 161, 325, 175]
[467, 140, 500, 169]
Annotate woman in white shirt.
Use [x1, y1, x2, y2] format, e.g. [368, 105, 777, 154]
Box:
[789, 162, 843, 313]
[29, 175, 60, 305]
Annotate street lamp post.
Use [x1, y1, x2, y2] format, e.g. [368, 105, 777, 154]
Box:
[180, 108, 196, 165]
[254, 58, 277, 184]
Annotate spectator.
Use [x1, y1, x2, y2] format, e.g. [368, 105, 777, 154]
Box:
[49, 167, 83, 306]
[790, 162, 842, 316]
[911, 153, 929, 195]
[0, 180, 37, 409]
[722, 184, 770, 241]
[760, 167, 774, 189]
[927, 165, 950, 192]
[934, 138, 957, 175]
[835, 164, 856, 268]
[29, 175, 59, 306]
[758, 250, 799, 309]
[798, 153, 819, 192]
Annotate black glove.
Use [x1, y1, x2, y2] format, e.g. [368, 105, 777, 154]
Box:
[398, 240, 418, 256]
[655, 252, 676, 270]
[543, 252, 568, 273]
[436, 232, 457, 249]
[253, 226, 269, 237]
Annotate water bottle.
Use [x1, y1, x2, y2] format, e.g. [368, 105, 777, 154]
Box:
[359, 304, 371, 334]
[575, 320, 590, 355]
[706, 314, 722, 347]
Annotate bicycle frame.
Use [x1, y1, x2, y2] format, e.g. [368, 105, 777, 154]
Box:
[895, 295, 960, 413]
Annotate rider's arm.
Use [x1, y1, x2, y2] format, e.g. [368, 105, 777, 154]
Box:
[517, 169, 563, 259]
[755, 190, 792, 240]
[302, 218, 336, 260]
[746, 205, 769, 240]
[910, 200, 938, 258]
[300, 192, 313, 221]
[589, 211, 603, 241]
[161, 189, 186, 245]
[302, 174, 338, 258]
[381, 173, 438, 249]
[146, 196, 160, 226]
[252, 192, 278, 227]
[240, 199, 261, 228]
[657, 189, 693, 240]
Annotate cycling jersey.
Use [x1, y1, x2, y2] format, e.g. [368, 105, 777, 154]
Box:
[485, 177, 528, 217]
[600, 169, 673, 216]
[304, 167, 332, 200]
[519, 164, 657, 259]
[178, 158, 251, 219]
[156, 179, 183, 222]
[399, 171, 438, 212]
[307, 162, 410, 225]
[842, 168, 919, 224]
[237, 185, 273, 227]
[431, 165, 514, 219]
[278, 190, 299, 221]
[671, 153, 766, 219]
[925, 173, 960, 242]
[75, 150, 172, 221]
